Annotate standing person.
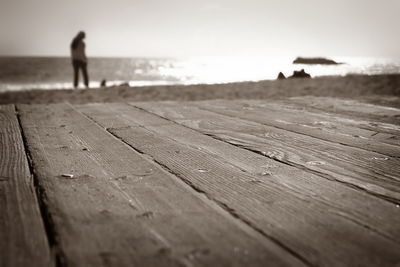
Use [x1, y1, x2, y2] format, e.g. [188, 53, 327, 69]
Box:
[70, 31, 89, 88]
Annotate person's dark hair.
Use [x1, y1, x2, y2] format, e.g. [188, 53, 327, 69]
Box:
[71, 31, 85, 50]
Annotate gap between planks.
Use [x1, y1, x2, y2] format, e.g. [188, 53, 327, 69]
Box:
[0, 104, 53, 267]
[15, 105, 66, 267]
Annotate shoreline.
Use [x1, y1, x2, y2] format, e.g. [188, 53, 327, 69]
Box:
[1, 74, 399, 107]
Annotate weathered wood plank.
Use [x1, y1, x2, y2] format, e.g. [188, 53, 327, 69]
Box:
[195, 99, 400, 156]
[17, 103, 303, 267]
[288, 96, 400, 122]
[192, 99, 400, 167]
[135, 101, 400, 203]
[280, 96, 400, 137]
[264, 99, 400, 147]
[78, 102, 400, 267]
[0, 105, 52, 267]
[167, 100, 400, 200]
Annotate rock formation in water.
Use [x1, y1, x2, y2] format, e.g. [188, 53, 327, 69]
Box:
[293, 57, 341, 65]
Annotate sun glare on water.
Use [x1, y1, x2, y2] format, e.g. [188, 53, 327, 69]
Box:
[157, 56, 400, 84]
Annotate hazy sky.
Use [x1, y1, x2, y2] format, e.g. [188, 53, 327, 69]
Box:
[1, 0, 399, 58]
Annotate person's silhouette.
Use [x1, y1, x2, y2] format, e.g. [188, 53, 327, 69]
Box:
[70, 31, 89, 88]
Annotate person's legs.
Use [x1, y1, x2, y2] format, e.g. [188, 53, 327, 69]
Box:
[73, 61, 79, 88]
[81, 62, 89, 88]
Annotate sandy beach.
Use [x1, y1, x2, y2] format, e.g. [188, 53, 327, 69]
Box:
[1, 74, 399, 107]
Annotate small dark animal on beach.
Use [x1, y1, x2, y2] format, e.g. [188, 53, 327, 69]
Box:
[277, 72, 286, 80]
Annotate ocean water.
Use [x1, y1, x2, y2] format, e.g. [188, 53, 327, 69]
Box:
[1, 56, 400, 92]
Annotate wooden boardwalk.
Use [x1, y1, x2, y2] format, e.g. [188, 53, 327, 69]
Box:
[1, 97, 400, 267]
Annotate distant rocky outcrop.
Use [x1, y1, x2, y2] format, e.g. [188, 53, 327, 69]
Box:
[289, 69, 311, 79]
[293, 57, 341, 65]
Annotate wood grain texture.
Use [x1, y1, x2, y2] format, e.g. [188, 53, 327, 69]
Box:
[194, 99, 400, 156]
[0, 105, 52, 267]
[289, 96, 400, 121]
[280, 96, 400, 137]
[270, 98, 400, 147]
[17, 103, 303, 267]
[135, 101, 400, 204]
[78, 102, 400, 267]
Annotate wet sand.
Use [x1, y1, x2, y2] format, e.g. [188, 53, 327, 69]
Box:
[1, 74, 399, 107]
